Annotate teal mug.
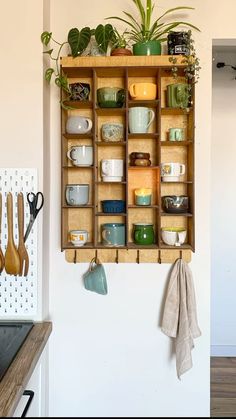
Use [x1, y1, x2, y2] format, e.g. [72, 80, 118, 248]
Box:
[169, 127, 184, 141]
[133, 223, 155, 245]
[83, 257, 108, 295]
[166, 83, 189, 108]
[101, 223, 125, 246]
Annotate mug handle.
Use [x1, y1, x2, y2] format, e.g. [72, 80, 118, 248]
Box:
[66, 188, 74, 204]
[147, 109, 155, 128]
[179, 164, 185, 175]
[102, 229, 111, 244]
[101, 161, 110, 176]
[67, 147, 76, 162]
[129, 84, 136, 98]
[83, 118, 93, 133]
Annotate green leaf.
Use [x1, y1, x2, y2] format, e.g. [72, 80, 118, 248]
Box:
[68, 27, 91, 57]
[157, 7, 195, 22]
[132, 0, 146, 25]
[94, 24, 114, 53]
[45, 68, 54, 82]
[146, 0, 152, 31]
[41, 31, 52, 46]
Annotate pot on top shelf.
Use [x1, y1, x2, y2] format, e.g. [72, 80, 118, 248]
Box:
[132, 40, 161, 56]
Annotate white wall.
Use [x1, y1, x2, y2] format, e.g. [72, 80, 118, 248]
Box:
[47, 1, 210, 417]
[0, 0, 44, 320]
[5, 0, 236, 417]
[211, 46, 236, 356]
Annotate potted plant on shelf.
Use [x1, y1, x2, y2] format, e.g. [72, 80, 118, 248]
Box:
[110, 28, 132, 56]
[41, 28, 91, 103]
[41, 24, 115, 108]
[168, 30, 201, 107]
[106, 0, 200, 56]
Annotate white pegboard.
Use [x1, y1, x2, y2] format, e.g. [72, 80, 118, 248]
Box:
[0, 169, 38, 317]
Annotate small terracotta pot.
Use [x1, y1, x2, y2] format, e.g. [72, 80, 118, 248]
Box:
[111, 48, 133, 56]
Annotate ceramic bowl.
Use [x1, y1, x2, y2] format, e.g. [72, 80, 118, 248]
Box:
[162, 195, 189, 213]
[101, 200, 126, 213]
[97, 87, 125, 108]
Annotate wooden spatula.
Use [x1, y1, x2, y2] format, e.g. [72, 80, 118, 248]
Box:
[17, 193, 29, 276]
[0, 193, 5, 274]
[5, 192, 20, 276]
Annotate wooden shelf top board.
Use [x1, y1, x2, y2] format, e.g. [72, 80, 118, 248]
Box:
[61, 55, 188, 68]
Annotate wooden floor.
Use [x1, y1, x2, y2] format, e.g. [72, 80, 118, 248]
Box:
[211, 357, 236, 417]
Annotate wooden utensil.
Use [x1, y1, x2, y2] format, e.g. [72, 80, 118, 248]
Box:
[5, 192, 20, 276]
[17, 193, 29, 276]
[0, 193, 5, 273]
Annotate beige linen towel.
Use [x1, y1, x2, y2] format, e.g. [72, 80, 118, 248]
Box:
[161, 258, 201, 379]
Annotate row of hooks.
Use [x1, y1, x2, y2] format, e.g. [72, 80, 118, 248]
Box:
[73, 249, 183, 264]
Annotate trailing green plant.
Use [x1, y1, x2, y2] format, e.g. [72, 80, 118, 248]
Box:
[41, 29, 91, 109]
[106, 0, 200, 45]
[168, 30, 201, 105]
[41, 25, 115, 108]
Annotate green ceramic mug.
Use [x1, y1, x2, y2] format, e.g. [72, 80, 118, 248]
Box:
[83, 257, 108, 295]
[166, 83, 189, 108]
[133, 223, 155, 245]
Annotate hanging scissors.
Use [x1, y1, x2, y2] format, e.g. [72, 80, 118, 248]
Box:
[24, 192, 44, 243]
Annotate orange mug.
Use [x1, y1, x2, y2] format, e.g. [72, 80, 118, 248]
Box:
[129, 82, 157, 100]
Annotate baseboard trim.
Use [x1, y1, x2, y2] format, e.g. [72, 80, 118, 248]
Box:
[211, 345, 236, 356]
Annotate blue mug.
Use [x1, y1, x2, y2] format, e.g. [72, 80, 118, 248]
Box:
[83, 258, 108, 295]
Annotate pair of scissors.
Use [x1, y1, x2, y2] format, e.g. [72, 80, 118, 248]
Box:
[24, 192, 44, 243]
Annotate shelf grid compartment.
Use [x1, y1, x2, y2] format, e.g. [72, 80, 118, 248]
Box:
[0, 168, 38, 317]
[61, 57, 194, 261]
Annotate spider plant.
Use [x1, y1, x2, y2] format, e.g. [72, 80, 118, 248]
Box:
[106, 0, 200, 45]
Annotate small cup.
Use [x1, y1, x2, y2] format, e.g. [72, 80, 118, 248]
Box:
[69, 230, 88, 246]
[83, 258, 108, 295]
[169, 128, 184, 141]
[135, 188, 152, 206]
[161, 227, 187, 246]
[101, 123, 124, 142]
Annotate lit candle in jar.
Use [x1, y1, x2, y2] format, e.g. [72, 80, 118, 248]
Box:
[134, 188, 152, 205]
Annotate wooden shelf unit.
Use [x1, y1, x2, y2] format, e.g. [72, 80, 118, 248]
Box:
[60, 56, 195, 263]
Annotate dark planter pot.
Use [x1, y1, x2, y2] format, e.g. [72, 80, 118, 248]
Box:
[167, 31, 190, 55]
[132, 40, 161, 56]
[111, 48, 133, 56]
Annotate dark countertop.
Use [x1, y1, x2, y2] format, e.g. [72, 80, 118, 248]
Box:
[0, 321, 52, 417]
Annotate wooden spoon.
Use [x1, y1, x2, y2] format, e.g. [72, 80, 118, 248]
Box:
[0, 193, 5, 273]
[17, 193, 29, 276]
[5, 192, 20, 276]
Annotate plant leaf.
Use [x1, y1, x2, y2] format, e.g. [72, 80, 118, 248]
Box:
[132, 0, 146, 25]
[157, 6, 195, 22]
[45, 68, 54, 83]
[41, 31, 52, 46]
[68, 27, 91, 57]
[146, 0, 152, 31]
[94, 24, 114, 53]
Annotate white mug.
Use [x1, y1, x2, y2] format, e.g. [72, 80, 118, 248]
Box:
[66, 115, 93, 134]
[128, 107, 155, 133]
[101, 159, 124, 182]
[161, 162, 185, 182]
[65, 184, 89, 206]
[67, 145, 93, 166]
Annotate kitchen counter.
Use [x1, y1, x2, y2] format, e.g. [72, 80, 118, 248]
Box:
[0, 321, 52, 417]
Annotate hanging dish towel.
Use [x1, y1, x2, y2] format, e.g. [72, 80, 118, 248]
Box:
[161, 258, 201, 379]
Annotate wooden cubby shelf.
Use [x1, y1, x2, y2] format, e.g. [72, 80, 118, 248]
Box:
[61, 56, 195, 263]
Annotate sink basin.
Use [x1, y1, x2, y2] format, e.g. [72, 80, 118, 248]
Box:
[0, 321, 34, 381]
